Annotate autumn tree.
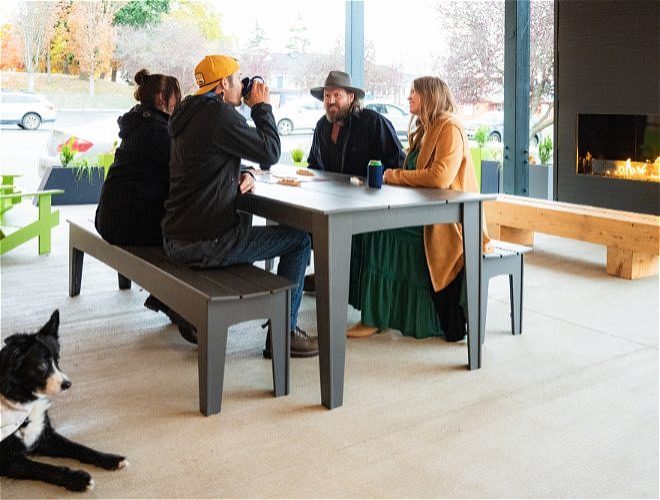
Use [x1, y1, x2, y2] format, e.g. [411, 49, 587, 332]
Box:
[14, 1, 58, 90]
[49, 1, 76, 76]
[0, 24, 24, 71]
[68, 0, 119, 96]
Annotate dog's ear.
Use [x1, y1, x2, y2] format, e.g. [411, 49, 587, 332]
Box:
[38, 309, 60, 340]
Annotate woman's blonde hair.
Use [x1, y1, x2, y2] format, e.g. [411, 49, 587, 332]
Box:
[408, 76, 458, 152]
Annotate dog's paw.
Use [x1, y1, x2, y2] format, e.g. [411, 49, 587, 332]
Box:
[64, 469, 94, 492]
[99, 453, 128, 470]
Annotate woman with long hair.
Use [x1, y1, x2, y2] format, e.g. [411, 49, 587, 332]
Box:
[348, 76, 490, 341]
[95, 69, 196, 344]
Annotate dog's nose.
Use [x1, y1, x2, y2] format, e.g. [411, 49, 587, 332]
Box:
[61, 379, 72, 391]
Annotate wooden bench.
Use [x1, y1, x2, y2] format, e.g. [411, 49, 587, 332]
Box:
[0, 189, 64, 255]
[484, 195, 660, 279]
[67, 219, 296, 416]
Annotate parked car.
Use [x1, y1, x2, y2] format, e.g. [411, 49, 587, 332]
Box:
[363, 102, 411, 135]
[274, 98, 411, 137]
[38, 116, 120, 175]
[464, 110, 547, 146]
[273, 97, 324, 135]
[0, 90, 57, 130]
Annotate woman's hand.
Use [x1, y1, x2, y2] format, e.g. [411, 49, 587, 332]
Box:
[383, 168, 395, 183]
[239, 172, 256, 193]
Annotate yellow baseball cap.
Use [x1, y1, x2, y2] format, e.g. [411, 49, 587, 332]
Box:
[194, 55, 240, 95]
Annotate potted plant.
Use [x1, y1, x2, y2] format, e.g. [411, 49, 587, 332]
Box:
[528, 135, 553, 199]
[470, 125, 502, 192]
[291, 147, 307, 167]
[37, 136, 111, 205]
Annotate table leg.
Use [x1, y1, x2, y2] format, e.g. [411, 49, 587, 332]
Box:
[463, 201, 482, 370]
[312, 214, 352, 409]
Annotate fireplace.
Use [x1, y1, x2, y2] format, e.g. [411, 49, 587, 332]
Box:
[577, 114, 660, 183]
[555, 0, 660, 216]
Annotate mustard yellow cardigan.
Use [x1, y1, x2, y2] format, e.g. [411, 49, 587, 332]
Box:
[386, 114, 490, 292]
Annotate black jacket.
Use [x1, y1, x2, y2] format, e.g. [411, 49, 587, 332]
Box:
[95, 104, 170, 245]
[307, 107, 404, 176]
[162, 92, 280, 244]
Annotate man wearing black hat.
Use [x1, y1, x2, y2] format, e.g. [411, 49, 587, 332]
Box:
[307, 70, 405, 176]
[303, 71, 406, 292]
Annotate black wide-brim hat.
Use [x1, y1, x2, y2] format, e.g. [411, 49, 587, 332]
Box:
[310, 71, 365, 101]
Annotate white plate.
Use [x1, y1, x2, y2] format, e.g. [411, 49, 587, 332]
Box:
[268, 164, 316, 181]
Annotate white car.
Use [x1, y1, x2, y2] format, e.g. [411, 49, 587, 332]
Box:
[274, 98, 411, 137]
[0, 91, 57, 130]
[38, 116, 120, 175]
[363, 102, 411, 135]
[273, 98, 324, 135]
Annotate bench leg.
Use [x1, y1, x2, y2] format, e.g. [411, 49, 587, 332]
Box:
[509, 254, 523, 335]
[499, 226, 535, 246]
[118, 273, 132, 290]
[270, 290, 291, 398]
[480, 274, 489, 345]
[198, 308, 229, 416]
[69, 247, 84, 297]
[606, 246, 659, 279]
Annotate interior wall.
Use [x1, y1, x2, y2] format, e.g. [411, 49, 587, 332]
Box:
[555, 0, 660, 215]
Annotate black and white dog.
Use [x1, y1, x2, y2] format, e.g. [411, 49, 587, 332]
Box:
[0, 310, 127, 491]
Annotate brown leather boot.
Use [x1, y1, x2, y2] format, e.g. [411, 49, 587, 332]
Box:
[262, 322, 319, 358]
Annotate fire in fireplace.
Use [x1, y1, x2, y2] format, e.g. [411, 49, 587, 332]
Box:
[577, 113, 660, 183]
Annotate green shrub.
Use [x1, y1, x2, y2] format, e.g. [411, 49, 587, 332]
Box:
[473, 125, 489, 148]
[538, 136, 553, 164]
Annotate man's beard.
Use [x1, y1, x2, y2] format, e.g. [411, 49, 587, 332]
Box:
[325, 102, 351, 123]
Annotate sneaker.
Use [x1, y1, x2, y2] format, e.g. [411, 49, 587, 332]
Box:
[303, 273, 315, 293]
[262, 323, 319, 358]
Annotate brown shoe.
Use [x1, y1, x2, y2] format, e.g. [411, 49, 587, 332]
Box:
[347, 322, 378, 338]
[303, 273, 315, 293]
[263, 324, 319, 358]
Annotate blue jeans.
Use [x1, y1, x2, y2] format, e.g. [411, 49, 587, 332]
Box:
[165, 225, 311, 330]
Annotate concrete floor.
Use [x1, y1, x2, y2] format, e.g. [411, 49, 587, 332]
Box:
[0, 204, 658, 498]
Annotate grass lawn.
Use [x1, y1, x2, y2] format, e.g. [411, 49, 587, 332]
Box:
[2, 71, 134, 110]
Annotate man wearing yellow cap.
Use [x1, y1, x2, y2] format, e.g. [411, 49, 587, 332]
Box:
[162, 55, 318, 358]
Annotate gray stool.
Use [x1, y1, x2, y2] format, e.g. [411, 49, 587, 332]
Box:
[480, 240, 531, 344]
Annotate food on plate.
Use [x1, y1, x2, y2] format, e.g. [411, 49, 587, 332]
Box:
[277, 177, 302, 187]
[296, 168, 314, 176]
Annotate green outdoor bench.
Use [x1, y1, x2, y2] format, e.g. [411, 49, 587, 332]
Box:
[0, 188, 64, 255]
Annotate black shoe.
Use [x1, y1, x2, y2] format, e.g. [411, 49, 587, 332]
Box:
[262, 322, 319, 358]
[145, 295, 198, 345]
[303, 273, 315, 293]
[144, 294, 167, 313]
[166, 309, 198, 345]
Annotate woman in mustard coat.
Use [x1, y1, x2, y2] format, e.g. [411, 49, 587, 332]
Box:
[348, 76, 490, 341]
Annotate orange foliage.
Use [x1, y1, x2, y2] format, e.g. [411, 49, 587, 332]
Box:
[0, 24, 25, 71]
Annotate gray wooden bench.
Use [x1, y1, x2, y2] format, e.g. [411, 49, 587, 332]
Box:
[481, 240, 532, 344]
[67, 219, 295, 416]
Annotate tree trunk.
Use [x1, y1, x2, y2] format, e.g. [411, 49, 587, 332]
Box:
[89, 59, 95, 97]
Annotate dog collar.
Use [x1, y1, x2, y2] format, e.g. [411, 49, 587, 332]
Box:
[0, 395, 36, 442]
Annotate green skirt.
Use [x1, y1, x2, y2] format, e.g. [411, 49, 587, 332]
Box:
[348, 228, 444, 339]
